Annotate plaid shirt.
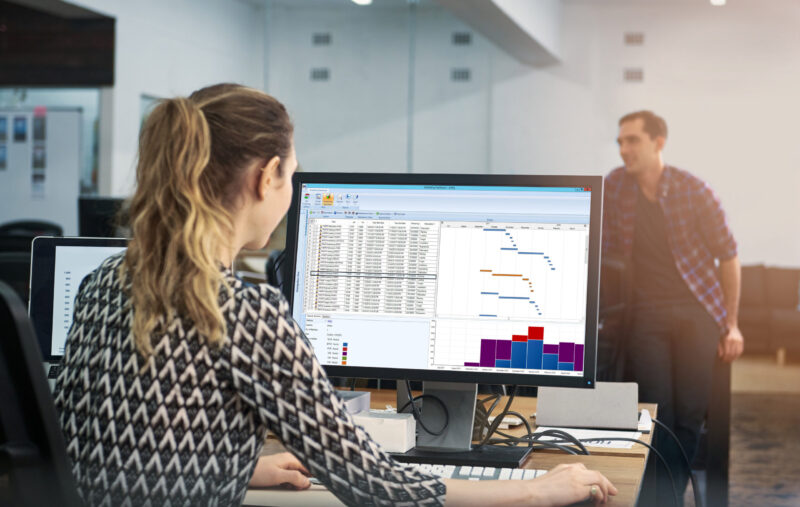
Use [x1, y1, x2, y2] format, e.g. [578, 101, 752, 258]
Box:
[603, 165, 738, 335]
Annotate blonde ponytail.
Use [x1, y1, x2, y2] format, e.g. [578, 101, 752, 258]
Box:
[121, 85, 293, 357]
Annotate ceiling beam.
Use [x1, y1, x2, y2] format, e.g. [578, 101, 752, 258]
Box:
[436, 0, 561, 67]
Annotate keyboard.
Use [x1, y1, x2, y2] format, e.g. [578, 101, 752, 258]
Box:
[414, 464, 548, 481]
[308, 465, 548, 486]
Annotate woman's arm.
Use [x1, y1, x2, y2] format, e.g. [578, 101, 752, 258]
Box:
[443, 463, 617, 507]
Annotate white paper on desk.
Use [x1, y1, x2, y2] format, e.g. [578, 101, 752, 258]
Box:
[535, 427, 643, 449]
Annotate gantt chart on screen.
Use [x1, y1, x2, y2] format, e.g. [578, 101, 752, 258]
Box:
[291, 184, 592, 377]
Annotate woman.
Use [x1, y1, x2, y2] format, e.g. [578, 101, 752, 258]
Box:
[54, 83, 616, 506]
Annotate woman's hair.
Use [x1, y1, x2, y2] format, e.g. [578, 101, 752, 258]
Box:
[121, 83, 293, 356]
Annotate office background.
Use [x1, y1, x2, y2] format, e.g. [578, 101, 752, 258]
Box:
[2, 0, 799, 265]
[1, 1, 799, 505]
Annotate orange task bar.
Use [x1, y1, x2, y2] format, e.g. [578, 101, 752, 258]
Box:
[492, 273, 523, 277]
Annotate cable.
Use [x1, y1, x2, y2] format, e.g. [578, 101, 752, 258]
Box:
[481, 426, 588, 455]
[399, 379, 449, 436]
[486, 434, 582, 455]
[476, 385, 519, 448]
[651, 418, 703, 507]
[480, 421, 680, 507]
[581, 437, 680, 507]
[532, 429, 590, 455]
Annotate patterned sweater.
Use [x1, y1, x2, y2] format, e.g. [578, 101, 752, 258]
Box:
[54, 253, 445, 506]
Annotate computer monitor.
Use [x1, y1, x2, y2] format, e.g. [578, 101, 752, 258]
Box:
[29, 237, 127, 362]
[284, 173, 603, 465]
[78, 196, 127, 238]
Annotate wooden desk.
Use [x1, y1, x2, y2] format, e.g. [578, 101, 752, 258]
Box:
[244, 390, 655, 507]
[367, 390, 656, 458]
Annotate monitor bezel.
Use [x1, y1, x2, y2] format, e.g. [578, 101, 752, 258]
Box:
[29, 236, 128, 361]
[284, 172, 602, 388]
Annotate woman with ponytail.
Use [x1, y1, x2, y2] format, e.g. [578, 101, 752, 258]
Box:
[54, 84, 615, 506]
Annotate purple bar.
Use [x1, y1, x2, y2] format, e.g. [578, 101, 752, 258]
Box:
[543, 344, 559, 355]
[464, 362, 480, 367]
[480, 340, 497, 367]
[496, 340, 512, 361]
[559, 342, 575, 363]
[574, 344, 584, 372]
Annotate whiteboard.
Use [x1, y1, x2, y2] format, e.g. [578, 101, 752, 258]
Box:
[0, 108, 81, 236]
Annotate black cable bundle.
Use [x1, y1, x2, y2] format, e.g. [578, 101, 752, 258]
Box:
[398, 379, 450, 436]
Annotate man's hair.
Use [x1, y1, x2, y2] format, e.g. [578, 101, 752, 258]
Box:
[619, 110, 668, 140]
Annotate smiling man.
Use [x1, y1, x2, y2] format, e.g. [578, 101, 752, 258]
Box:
[603, 110, 743, 505]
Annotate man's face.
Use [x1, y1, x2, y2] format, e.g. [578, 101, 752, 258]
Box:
[617, 118, 663, 175]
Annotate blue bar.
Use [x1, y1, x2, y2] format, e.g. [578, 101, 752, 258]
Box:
[500, 248, 518, 251]
[527, 340, 543, 370]
[511, 342, 527, 369]
[479, 314, 497, 317]
[499, 296, 529, 300]
[483, 228, 507, 231]
[558, 362, 574, 371]
[480, 292, 499, 295]
[518, 252, 544, 255]
[495, 360, 512, 368]
[542, 353, 558, 370]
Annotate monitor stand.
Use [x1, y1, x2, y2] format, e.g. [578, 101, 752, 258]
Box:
[391, 381, 531, 468]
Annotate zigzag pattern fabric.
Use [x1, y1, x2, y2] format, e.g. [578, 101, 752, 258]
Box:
[54, 253, 445, 506]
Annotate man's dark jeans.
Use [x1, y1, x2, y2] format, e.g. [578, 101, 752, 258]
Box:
[627, 300, 719, 506]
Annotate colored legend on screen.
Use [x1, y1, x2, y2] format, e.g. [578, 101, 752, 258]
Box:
[342, 342, 348, 365]
[463, 326, 584, 372]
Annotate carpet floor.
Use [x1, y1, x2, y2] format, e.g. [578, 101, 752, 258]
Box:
[728, 392, 800, 506]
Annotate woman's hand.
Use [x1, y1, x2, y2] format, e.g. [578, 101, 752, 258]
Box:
[529, 463, 618, 506]
[249, 452, 311, 490]
[444, 461, 617, 506]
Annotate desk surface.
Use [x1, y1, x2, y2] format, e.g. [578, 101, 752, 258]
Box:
[244, 390, 656, 507]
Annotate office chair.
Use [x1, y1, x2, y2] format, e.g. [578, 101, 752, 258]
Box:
[0, 220, 62, 237]
[0, 220, 63, 254]
[0, 281, 83, 507]
[0, 252, 32, 305]
[265, 248, 291, 301]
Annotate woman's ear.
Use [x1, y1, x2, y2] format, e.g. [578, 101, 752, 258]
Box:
[257, 155, 281, 200]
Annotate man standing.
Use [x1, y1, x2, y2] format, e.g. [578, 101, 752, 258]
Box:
[604, 111, 744, 503]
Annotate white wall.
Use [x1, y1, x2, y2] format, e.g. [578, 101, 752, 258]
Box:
[66, 0, 267, 196]
[0, 109, 82, 234]
[491, 0, 800, 266]
[266, 2, 494, 175]
[266, 0, 800, 266]
[0, 89, 99, 192]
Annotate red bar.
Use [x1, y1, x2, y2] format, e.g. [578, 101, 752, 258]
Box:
[528, 326, 544, 340]
[512, 335, 528, 342]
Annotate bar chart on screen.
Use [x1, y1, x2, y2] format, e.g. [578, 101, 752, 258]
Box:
[430, 319, 585, 374]
[435, 222, 588, 322]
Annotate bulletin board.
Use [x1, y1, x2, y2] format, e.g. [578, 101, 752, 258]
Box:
[0, 108, 81, 235]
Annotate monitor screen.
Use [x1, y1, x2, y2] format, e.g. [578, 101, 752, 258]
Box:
[29, 237, 127, 360]
[78, 197, 127, 238]
[285, 173, 602, 388]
